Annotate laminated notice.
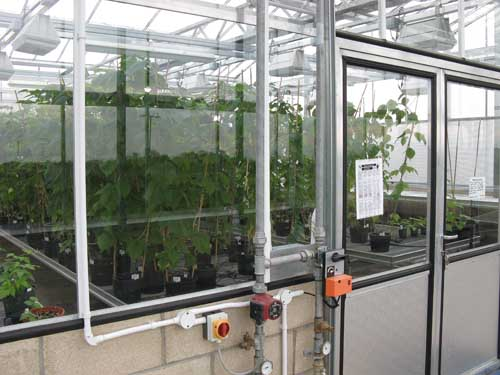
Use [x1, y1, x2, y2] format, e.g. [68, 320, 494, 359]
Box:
[356, 158, 383, 220]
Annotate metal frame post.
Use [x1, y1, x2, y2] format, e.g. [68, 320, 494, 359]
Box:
[378, 0, 387, 40]
[430, 69, 447, 375]
[458, 0, 465, 57]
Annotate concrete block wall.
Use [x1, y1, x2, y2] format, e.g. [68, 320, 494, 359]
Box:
[0, 282, 317, 375]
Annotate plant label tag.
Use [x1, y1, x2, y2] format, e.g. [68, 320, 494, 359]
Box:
[89, 259, 95, 265]
[469, 177, 485, 200]
[355, 158, 384, 220]
[131, 273, 140, 280]
[173, 276, 181, 283]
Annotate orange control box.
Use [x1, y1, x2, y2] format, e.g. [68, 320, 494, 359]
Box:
[325, 274, 353, 297]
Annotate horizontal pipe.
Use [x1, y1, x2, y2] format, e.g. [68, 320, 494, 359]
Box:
[266, 249, 314, 268]
[189, 301, 250, 316]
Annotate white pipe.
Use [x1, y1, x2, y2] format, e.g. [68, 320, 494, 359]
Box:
[277, 289, 304, 375]
[189, 301, 250, 316]
[73, 0, 97, 347]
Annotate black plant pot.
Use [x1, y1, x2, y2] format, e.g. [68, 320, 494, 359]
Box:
[165, 272, 197, 296]
[398, 227, 408, 240]
[238, 253, 255, 276]
[2, 288, 34, 324]
[349, 225, 369, 244]
[410, 228, 419, 237]
[0, 216, 8, 225]
[113, 272, 142, 303]
[197, 253, 212, 266]
[196, 265, 217, 290]
[141, 264, 165, 294]
[275, 221, 291, 237]
[369, 233, 391, 253]
[43, 236, 59, 259]
[229, 237, 247, 263]
[116, 251, 131, 274]
[27, 232, 44, 250]
[420, 227, 427, 236]
[89, 252, 113, 286]
[58, 248, 76, 272]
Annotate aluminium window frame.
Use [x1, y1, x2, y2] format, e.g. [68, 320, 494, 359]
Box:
[0, 0, 325, 343]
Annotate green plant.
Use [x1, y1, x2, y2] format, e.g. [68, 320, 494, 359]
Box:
[19, 296, 43, 322]
[0, 250, 37, 299]
[446, 199, 470, 233]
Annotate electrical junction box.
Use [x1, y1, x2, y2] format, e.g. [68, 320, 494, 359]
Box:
[250, 294, 282, 324]
[203, 311, 230, 343]
[325, 274, 352, 298]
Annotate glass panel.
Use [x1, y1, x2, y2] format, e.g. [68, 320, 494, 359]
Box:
[0, 0, 80, 328]
[345, 65, 432, 278]
[84, 6, 257, 307]
[445, 82, 500, 253]
[269, 5, 316, 247]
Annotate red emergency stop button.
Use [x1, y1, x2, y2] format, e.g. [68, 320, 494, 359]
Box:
[214, 320, 231, 340]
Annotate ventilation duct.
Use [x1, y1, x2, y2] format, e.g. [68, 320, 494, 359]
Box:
[12, 14, 60, 56]
[270, 50, 310, 77]
[0, 52, 14, 81]
[397, 16, 456, 51]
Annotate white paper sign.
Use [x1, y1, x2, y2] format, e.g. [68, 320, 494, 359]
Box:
[356, 158, 384, 220]
[469, 177, 485, 200]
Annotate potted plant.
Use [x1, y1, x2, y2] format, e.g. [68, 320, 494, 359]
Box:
[20, 296, 64, 322]
[0, 250, 37, 323]
[388, 213, 408, 240]
[369, 232, 391, 253]
[407, 217, 421, 237]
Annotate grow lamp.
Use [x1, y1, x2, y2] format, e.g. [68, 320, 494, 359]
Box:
[12, 14, 61, 56]
[182, 73, 211, 90]
[270, 50, 310, 77]
[0, 52, 14, 81]
[397, 15, 456, 51]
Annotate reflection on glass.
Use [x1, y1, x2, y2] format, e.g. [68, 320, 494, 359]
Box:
[84, 16, 257, 304]
[445, 82, 500, 253]
[0, 0, 78, 326]
[345, 66, 431, 278]
[269, 41, 316, 246]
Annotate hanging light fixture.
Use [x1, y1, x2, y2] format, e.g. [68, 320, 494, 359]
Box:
[12, 14, 61, 56]
[270, 49, 311, 77]
[397, 11, 456, 51]
[0, 52, 14, 81]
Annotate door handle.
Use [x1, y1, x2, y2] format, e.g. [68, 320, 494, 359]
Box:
[443, 234, 458, 241]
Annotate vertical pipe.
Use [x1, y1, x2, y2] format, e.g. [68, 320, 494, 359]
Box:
[458, 0, 465, 57]
[254, 1, 269, 373]
[254, 0, 269, 295]
[73, 0, 91, 321]
[378, 0, 387, 40]
[314, 1, 328, 374]
[281, 303, 288, 375]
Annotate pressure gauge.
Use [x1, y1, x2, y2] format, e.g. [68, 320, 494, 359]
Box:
[261, 360, 273, 375]
[322, 342, 332, 356]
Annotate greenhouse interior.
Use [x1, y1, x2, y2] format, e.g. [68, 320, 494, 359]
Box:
[0, 0, 500, 374]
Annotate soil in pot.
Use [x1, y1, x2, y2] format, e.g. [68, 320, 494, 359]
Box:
[113, 272, 142, 303]
[141, 262, 165, 294]
[238, 253, 255, 276]
[165, 272, 197, 296]
[2, 288, 35, 324]
[196, 264, 217, 290]
[349, 225, 369, 243]
[369, 232, 391, 253]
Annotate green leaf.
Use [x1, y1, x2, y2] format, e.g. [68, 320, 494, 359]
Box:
[406, 147, 415, 159]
